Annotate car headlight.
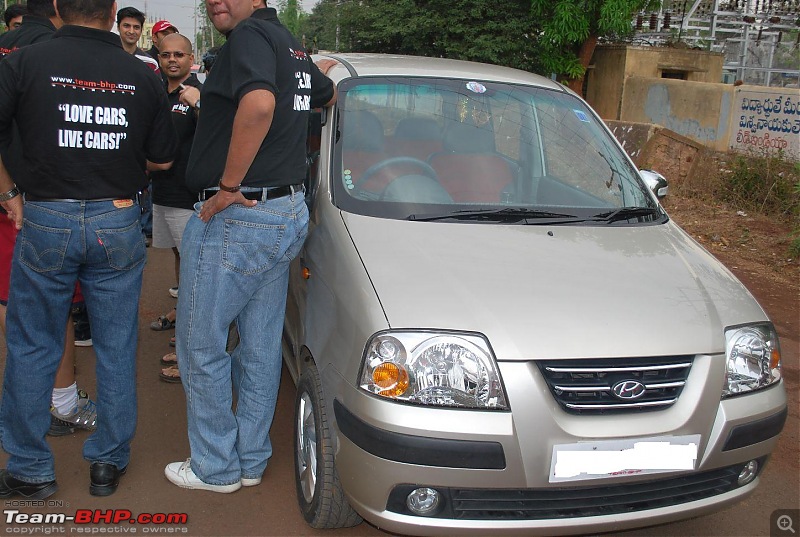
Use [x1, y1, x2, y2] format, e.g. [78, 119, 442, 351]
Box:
[359, 331, 508, 409]
[723, 323, 782, 397]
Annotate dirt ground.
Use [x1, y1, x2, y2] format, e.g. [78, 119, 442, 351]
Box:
[662, 192, 798, 348]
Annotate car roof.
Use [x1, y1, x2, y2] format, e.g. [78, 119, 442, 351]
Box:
[316, 53, 566, 91]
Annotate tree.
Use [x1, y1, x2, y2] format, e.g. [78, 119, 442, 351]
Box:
[531, 0, 661, 91]
[300, 0, 661, 86]
[302, 0, 543, 73]
[297, 0, 338, 52]
[277, 0, 303, 39]
[195, 2, 225, 56]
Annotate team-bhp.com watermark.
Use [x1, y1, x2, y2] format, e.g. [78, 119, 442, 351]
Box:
[4, 500, 188, 534]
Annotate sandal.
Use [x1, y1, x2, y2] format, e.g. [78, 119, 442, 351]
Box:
[150, 309, 176, 331]
[160, 352, 177, 366]
[159, 364, 181, 383]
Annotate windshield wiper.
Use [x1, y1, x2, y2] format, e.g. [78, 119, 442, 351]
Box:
[592, 206, 662, 223]
[407, 208, 580, 223]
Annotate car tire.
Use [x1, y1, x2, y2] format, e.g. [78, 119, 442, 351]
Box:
[294, 364, 362, 529]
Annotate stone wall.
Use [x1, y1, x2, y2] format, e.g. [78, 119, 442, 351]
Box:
[607, 120, 703, 184]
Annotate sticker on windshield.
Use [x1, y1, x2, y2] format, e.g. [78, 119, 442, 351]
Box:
[466, 81, 487, 94]
[344, 169, 355, 189]
[574, 110, 590, 123]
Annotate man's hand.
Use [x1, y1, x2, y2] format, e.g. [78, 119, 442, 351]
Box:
[198, 190, 256, 222]
[315, 58, 338, 75]
[178, 85, 201, 110]
[1, 195, 23, 229]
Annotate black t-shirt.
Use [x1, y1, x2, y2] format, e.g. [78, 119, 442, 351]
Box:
[0, 25, 177, 199]
[185, 8, 334, 192]
[151, 75, 202, 209]
[0, 15, 56, 58]
[0, 15, 58, 183]
[147, 45, 159, 63]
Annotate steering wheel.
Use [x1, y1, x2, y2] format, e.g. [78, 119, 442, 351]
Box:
[355, 157, 438, 187]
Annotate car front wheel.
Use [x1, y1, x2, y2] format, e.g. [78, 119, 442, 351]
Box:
[294, 364, 362, 528]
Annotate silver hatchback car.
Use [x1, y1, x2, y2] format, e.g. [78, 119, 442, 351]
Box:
[282, 54, 787, 536]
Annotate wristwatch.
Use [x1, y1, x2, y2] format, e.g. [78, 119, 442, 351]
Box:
[218, 180, 240, 193]
[0, 186, 20, 202]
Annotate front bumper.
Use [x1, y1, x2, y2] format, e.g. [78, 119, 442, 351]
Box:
[328, 358, 787, 536]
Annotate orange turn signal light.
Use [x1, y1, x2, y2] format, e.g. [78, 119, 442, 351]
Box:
[770, 348, 781, 370]
[373, 362, 409, 397]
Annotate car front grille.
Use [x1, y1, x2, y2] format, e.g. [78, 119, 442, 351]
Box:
[451, 464, 742, 519]
[386, 461, 762, 520]
[537, 356, 694, 414]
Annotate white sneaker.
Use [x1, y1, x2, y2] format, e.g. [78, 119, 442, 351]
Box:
[241, 476, 262, 487]
[168, 287, 178, 298]
[164, 459, 241, 493]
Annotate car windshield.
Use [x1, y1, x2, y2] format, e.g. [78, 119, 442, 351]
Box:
[331, 77, 662, 224]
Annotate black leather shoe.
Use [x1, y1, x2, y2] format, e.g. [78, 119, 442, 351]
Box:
[0, 469, 58, 499]
[89, 462, 127, 497]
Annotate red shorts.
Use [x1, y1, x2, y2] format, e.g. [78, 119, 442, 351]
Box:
[0, 216, 18, 305]
[0, 217, 84, 305]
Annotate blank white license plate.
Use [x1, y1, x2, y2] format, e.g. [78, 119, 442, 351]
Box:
[549, 434, 700, 483]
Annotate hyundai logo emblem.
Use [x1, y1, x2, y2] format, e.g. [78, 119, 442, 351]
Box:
[611, 380, 647, 400]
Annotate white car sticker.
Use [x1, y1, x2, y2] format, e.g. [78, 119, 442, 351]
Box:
[466, 81, 487, 94]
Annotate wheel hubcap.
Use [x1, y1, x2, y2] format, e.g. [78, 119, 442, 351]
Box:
[297, 392, 318, 503]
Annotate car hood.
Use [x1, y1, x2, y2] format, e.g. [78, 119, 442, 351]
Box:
[342, 214, 767, 360]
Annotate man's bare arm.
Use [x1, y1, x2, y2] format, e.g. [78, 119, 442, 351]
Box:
[147, 160, 173, 172]
[315, 59, 338, 107]
[0, 156, 22, 229]
[198, 89, 275, 222]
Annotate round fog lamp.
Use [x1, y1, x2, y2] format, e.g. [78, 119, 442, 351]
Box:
[738, 460, 759, 486]
[406, 487, 441, 516]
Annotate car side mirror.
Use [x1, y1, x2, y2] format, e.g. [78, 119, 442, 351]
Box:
[640, 169, 669, 199]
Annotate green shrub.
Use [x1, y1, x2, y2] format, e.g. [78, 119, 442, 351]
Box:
[721, 153, 800, 220]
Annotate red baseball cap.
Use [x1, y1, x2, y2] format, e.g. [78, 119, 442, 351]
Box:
[152, 20, 178, 35]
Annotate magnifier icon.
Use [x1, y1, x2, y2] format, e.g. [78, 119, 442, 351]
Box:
[778, 514, 796, 533]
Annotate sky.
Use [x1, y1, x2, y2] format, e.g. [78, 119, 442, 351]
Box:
[116, 0, 320, 51]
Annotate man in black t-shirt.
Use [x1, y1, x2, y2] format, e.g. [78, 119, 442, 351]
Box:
[150, 33, 202, 378]
[0, 1, 55, 57]
[0, 0, 177, 499]
[3, 4, 26, 32]
[0, 0, 99, 440]
[164, 0, 336, 493]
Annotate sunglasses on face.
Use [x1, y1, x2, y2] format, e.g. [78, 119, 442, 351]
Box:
[159, 52, 189, 59]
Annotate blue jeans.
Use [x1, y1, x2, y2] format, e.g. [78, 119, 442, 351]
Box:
[1, 200, 144, 483]
[176, 192, 308, 485]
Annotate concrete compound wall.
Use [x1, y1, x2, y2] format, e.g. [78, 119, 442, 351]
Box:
[614, 79, 799, 160]
[586, 45, 799, 161]
[586, 45, 724, 121]
[730, 87, 800, 158]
